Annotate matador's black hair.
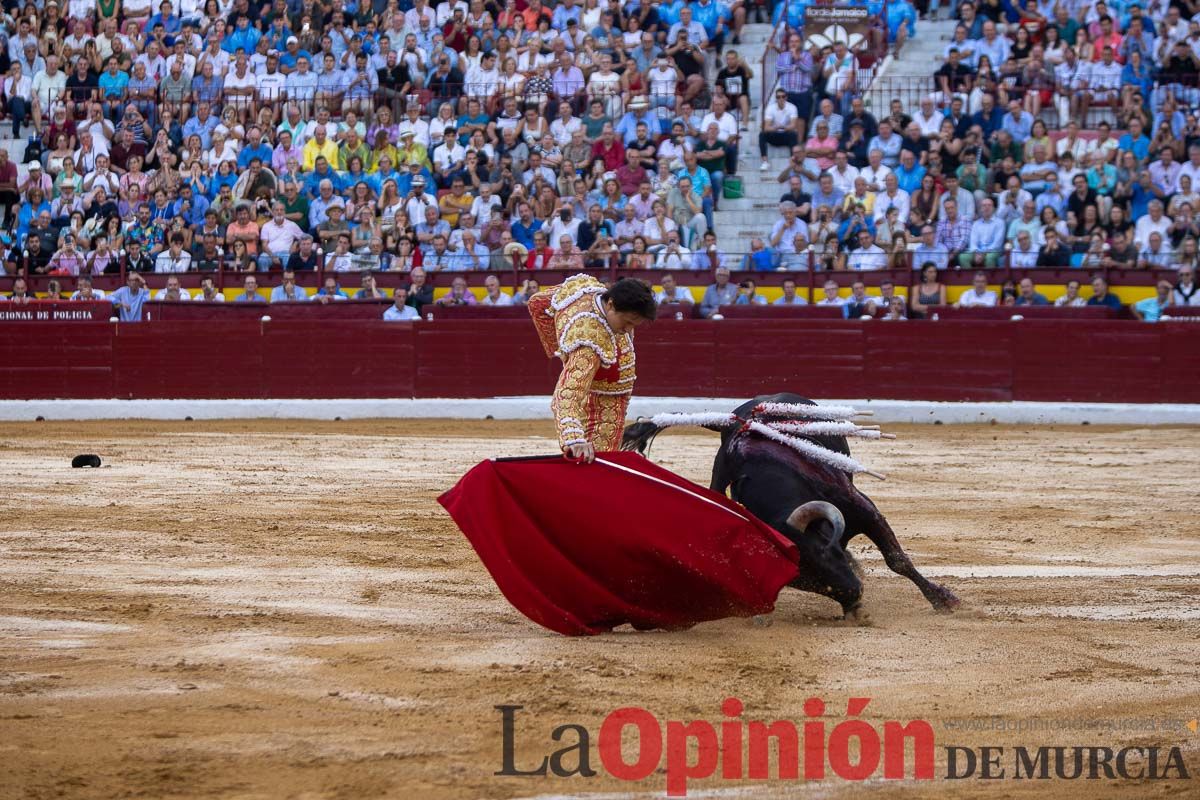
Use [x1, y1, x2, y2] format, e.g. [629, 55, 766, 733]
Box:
[602, 278, 657, 320]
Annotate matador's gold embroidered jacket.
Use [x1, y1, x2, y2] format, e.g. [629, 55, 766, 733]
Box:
[528, 274, 637, 451]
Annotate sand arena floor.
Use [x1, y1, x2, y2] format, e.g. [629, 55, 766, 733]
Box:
[1, 419, 1198, 800]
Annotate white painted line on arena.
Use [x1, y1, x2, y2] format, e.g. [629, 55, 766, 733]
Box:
[919, 565, 1200, 578]
[2, 397, 1200, 425]
[991, 606, 1200, 621]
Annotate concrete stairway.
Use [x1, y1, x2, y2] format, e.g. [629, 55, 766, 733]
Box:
[708, 18, 961, 254]
[2, 135, 31, 181]
[862, 18, 958, 115]
[710, 21, 776, 257]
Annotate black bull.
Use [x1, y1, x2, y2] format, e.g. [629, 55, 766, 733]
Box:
[622, 393, 960, 618]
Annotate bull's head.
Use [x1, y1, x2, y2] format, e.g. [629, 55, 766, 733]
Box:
[784, 501, 864, 617]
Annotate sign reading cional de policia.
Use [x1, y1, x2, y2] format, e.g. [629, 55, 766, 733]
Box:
[0, 303, 111, 322]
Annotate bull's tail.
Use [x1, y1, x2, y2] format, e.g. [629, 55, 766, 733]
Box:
[620, 420, 668, 455]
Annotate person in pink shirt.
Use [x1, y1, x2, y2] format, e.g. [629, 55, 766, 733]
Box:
[615, 150, 648, 197]
[435, 275, 478, 306]
[805, 120, 840, 171]
[1090, 15, 1123, 62]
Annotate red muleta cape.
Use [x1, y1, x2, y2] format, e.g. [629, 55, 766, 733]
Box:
[437, 451, 800, 635]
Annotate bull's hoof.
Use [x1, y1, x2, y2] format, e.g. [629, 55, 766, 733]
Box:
[930, 585, 962, 613]
[842, 604, 872, 626]
[750, 614, 773, 628]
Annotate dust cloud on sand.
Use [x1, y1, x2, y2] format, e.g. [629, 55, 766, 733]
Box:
[1, 420, 1198, 799]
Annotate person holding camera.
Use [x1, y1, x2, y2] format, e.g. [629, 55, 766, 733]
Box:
[540, 202, 581, 248]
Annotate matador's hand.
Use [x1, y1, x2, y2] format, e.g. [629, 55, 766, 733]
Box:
[564, 442, 596, 463]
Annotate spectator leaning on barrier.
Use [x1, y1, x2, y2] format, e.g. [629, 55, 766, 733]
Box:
[384, 287, 420, 321]
[956, 272, 997, 308]
[656, 273, 694, 305]
[195, 278, 226, 303]
[734, 279, 766, 305]
[1174, 268, 1200, 307]
[70, 276, 105, 301]
[271, 270, 308, 303]
[1087, 276, 1123, 310]
[774, 278, 806, 305]
[1014, 278, 1049, 306]
[235, 275, 266, 303]
[816, 279, 844, 306]
[699, 266, 737, 319]
[1131, 281, 1173, 322]
[110, 273, 151, 321]
[844, 281, 873, 319]
[2, 276, 31, 303]
[155, 274, 191, 301]
[436, 275, 478, 307]
[480, 274, 514, 306]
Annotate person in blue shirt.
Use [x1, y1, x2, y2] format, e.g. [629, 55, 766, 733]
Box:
[97, 57, 130, 115]
[1086, 276, 1123, 309]
[960, 197, 1005, 267]
[999, 99, 1033, 144]
[262, 18, 293, 51]
[589, 11, 623, 56]
[236, 127, 274, 169]
[894, 150, 925, 194]
[395, 161, 434, 196]
[279, 37, 312, 72]
[171, 184, 210, 227]
[772, 0, 807, 31]
[384, 288, 421, 320]
[734, 279, 768, 304]
[222, 15, 262, 54]
[146, 1, 182, 35]
[550, 0, 581, 30]
[656, 0, 687, 30]
[183, 103, 222, 153]
[1117, 118, 1151, 163]
[691, 0, 731, 50]
[1131, 281, 1172, 322]
[971, 94, 1005, 141]
[234, 275, 267, 303]
[314, 277, 349, 302]
[510, 202, 543, 249]
[455, 100, 491, 147]
[810, 173, 845, 215]
[304, 159, 344, 197]
[1152, 99, 1188, 143]
[867, 121, 903, 167]
[15, 195, 51, 248]
[743, 238, 776, 271]
[1128, 172, 1158, 221]
[838, 205, 876, 244]
[110, 273, 151, 322]
[614, 103, 663, 144]
[366, 158, 402, 197]
[885, 0, 917, 53]
[1132, 280, 1171, 321]
[208, 162, 239, 199]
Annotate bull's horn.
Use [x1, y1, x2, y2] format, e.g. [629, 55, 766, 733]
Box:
[786, 501, 845, 539]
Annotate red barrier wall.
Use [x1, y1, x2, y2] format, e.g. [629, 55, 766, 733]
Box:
[3, 320, 1199, 404]
[144, 301, 391, 320]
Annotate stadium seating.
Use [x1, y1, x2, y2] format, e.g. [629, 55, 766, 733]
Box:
[0, 0, 1195, 326]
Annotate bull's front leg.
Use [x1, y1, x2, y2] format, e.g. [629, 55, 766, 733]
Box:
[845, 502, 961, 612]
[709, 448, 733, 496]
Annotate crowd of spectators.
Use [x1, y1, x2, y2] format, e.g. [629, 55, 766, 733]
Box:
[0, 0, 1197, 323]
[0, 0, 771, 290]
[755, 0, 1200, 279]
